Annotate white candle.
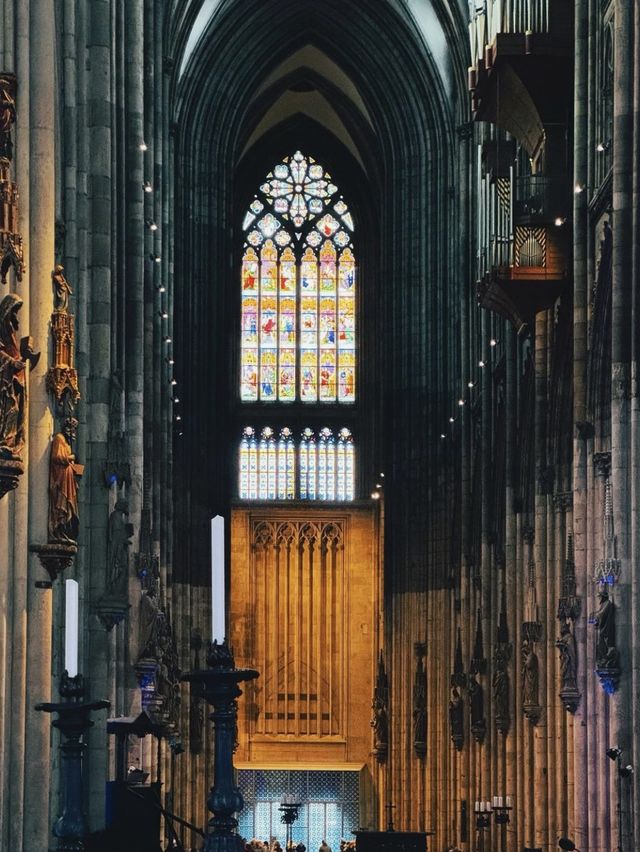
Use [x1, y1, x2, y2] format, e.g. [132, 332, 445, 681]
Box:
[479, 802, 485, 812]
[211, 516, 225, 643]
[474, 801, 479, 813]
[498, 796, 503, 808]
[506, 796, 512, 808]
[65, 579, 79, 677]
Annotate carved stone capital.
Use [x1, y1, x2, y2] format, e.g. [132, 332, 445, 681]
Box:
[559, 685, 581, 714]
[593, 452, 611, 478]
[523, 702, 542, 725]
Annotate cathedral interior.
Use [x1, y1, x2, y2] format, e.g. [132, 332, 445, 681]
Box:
[0, 1, 639, 850]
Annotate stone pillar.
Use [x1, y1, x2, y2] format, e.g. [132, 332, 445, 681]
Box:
[23, 0, 56, 847]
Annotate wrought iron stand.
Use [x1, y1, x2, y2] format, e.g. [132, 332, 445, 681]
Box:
[35, 673, 110, 851]
[181, 640, 259, 852]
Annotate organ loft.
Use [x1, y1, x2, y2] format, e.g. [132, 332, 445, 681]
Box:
[0, 1, 638, 851]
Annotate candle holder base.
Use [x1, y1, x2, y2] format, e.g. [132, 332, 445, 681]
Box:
[35, 676, 109, 851]
[181, 641, 259, 852]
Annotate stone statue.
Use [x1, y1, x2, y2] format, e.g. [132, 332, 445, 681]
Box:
[593, 587, 618, 669]
[0, 79, 16, 161]
[107, 497, 133, 593]
[48, 416, 83, 543]
[0, 294, 37, 459]
[137, 581, 160, 661]
[556, 620, 577, 686]
[412, 663, 427, 755]
[371, 653, 389, 757]
[468, 672, 485, 741]
[449, 686, 464, 750]
[51, 265, 72, 312]
[492, 644, 510, 733]
[521, 638, 539, 706]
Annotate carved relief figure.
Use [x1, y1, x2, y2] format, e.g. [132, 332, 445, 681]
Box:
[492, 644, 510, 732]
[0, 79, 16, 160]
[468, 672, 485, 734]
[48, 417, 83, 543]
[371, 653, 389, 756]
[0, 294, 36, 458]
[412, 652, 427, 755]
[107, 497, 133, 593]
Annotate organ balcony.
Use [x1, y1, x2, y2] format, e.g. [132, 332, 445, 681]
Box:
[468, 0, 573, 151]
[475, 171, 570, 333]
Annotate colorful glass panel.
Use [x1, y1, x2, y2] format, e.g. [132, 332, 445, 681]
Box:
[241, 152, 356, 405]
[240, 427, 353, 501]
[338, 248, 356, 402]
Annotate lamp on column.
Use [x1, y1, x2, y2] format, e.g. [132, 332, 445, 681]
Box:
[558, 840, 582, 852]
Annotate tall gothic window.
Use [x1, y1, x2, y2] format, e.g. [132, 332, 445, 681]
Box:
[240, 151, 356, 403]
[238, 151, 357, 502]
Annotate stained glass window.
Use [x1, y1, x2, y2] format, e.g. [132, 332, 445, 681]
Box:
[240, 427, 353, 501]
[240, 151, 356, 403]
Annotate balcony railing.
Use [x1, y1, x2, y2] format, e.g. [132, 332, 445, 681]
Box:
[469, 0, 550, 68]
[476, 162, 568, 281]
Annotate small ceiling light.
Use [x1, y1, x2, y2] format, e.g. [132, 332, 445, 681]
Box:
[171, 378, 177, 386]
[138, 141, 148, 151]
[164, 336, 172, 344]
[554, 217, 565, 227]
[574, 183, 584, 194]
[175, 415, 182, 421]
[479, 359, 485, 368]
[160, 311, 169, 319]
[173, 397, 180, 404]
[468, 381, 474, 388]
[154, 255, 162, 263]
[168, 358, 175, 365]
[371, 491, 380, 500]
[596, 142, 605, 152]
[146, 219, 158, 231]
[490, 338, 497, 347]
[376, 482, 382, 488]
[449, 417, 455, 423]
[158, 285, 166, 293]
[144, 181, 153, 193]
[379, 472, 385, 477]
[440, 433, 446, 439]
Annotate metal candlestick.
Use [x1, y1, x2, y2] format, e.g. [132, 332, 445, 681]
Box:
[279, 799, 302, 850]
[492, 800, 512, 852]
[181, 639, 259, 852]
[473, 803, 491, 852]
[35, 672, 110, 851]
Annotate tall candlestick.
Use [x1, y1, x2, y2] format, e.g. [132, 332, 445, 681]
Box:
[65, 579, 79, 677]
[211, 516, 225, 643]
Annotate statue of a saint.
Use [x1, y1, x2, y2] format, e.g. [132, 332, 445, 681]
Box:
[0, 79, 16, 160]
[593, 587, 618, 669]
[521, 639, 539, 706]
[48, 416, 83, 542]
[556, 620, 577, 686]
[51, 265, 72, 313]
[107, 497, 133, 593]
[468, 672, 485, 729]
[449, 686, 464, 747]
[138, 581, 160, 661]
[0, 294, 37, 459]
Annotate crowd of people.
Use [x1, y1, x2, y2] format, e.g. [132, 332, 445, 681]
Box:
[243, 838, 357, 852]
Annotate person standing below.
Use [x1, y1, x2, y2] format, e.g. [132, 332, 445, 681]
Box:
[319, 840, 332, 852]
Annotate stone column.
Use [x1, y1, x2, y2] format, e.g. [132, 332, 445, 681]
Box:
[23, 0, 56, 846]
[572, 0, 590, 847]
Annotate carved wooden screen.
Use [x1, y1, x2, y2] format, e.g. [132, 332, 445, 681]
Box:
[250, 519, 344, 738]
